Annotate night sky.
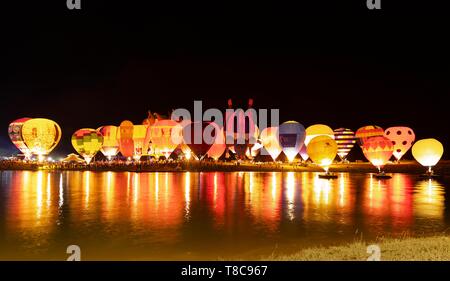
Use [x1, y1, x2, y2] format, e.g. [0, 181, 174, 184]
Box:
[1, 1, 449, 159]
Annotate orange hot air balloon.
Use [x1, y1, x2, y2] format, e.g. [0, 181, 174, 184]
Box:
[8, 117, 33, 159]
[207, 127, 226, 160]
[132, 125, 148, 161]
[355, 125, 384, 147]
[362, 136, 394, 172]
[384, 126, 415, 161]
[97, 125, 119, 160]
[306, 135, 338, 172]
[150, 119, 183, 159]
[117, 120, 134, 158]
[260, 127, 282, 161]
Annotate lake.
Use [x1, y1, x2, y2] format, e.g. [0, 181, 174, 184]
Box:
[0, 170, 449, 260]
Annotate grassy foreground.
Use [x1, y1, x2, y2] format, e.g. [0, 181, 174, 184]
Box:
[265, 236, 450, 261]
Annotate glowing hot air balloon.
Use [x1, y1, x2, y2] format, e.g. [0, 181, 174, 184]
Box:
[21, 118, 62, 161]
[362, 136, 394, 173]
[412, 138, 443, 174]
[305, 124, 334, 146]
[132, 125, 148, 161]
[150, 119, 183, 159]
[71, 129, 104, 164]
[260, 127, 282, 161]
[183, 121, 218, 160]
[356, 125, 384, 147]
[117, 120, 134, 159]
[207, 127, 226, 160]
[333, 128, 356, 161]
[97, 126, 119, 160]
[8, 117, 32, 159]
[384, 126, 415, 161]
[299, 144, 309, 161]
[306, 135, 337, 172]
[278, 121, 306, 162]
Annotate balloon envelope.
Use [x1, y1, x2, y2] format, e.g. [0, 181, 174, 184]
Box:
[356, 125, 384, 147]
[412, 138, 443, 168]
[132, 125, 148, 161]
[150, 119, 183, 158]
[97, 126, 119, 159]
[117, 120, 134, 158]
[333, 128, 356, 161]
[182, 121, 217, 160]
[306, 135, 337, 171]
[21, 118, 62, 156]
[362, 136, 394, 170]
[260, 127, 282, 161]
[207, 127, 226, 160]
[278, 121, 306, 162]
[8, 117, 32, 158]
[384, 126, 415, 161]
[71, 129, 103, 164]
[305, 124, 334, 146]
[224, 109, 259, 159]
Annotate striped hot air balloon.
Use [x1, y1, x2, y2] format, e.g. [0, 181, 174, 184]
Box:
[362, 136, 394, 172]
[355, 125, 384, 147]
[333, 128, 356, 161]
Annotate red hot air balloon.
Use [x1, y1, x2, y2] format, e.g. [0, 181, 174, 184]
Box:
[362, 136, 394, 172]
[183, 121, 218, 160]
[356, 125, 384, 147]
[8, 118, 32, 159]
[384, 126, 415, 161]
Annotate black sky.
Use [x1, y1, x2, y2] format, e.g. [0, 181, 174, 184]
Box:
[0, 1, 449, 159]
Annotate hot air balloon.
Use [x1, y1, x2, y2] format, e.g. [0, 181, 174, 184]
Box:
[117, 120, 134, 159]
[306, 135, 337, 173]
[71, 129, 104, 164]
[150, 119, 183, 159]
[183, 121, 218, 160]
[21, 118, 62, 161]
[132, 125, 148, 161]
[355, 125, 384, 147]
[260, 127, 282, 161]
[207, 127, 226, 160]
[384, 126, 415, 161]
[412, 138, 443, 175]
[333, 128, 356, 162]
[97, 126, 119, 160]
[278, 121, 306, 162]
[362, 136, 394, 173]
[224, 99, 259, 160]
[299, 144, 309, 161]
[8, 118, 32, 159]
[305, 124, 334, 146]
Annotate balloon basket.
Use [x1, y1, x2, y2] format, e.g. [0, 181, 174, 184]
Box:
[374, 172, 391, 179]
[319, 173, 338, 179]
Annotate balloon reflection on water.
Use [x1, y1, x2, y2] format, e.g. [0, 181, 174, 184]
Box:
[1, 170, 448, 259]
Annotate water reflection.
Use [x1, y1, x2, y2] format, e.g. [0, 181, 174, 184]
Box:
[0, 170, 448, 260]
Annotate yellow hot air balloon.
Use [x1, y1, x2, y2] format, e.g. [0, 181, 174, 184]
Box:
[412, 138, 443, 174]
[150, 119, 183, 159]
[71, 129, 104, 164]
[305, 124, 334, 146]
[21, 118, 62, 161]
[306, 135, 337, 173]
[260, 127, 282, 161]
[97, 126, 120, 160]
[132, 125, 148, 161]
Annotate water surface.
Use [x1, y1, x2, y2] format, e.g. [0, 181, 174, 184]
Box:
[0, 170, 449, 260]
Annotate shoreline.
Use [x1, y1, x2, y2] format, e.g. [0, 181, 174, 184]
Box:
[1, 160, 449, 175]
[263, 235, 450, 261]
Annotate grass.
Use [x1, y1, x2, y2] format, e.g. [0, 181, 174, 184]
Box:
[264, 236, 450, 261]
